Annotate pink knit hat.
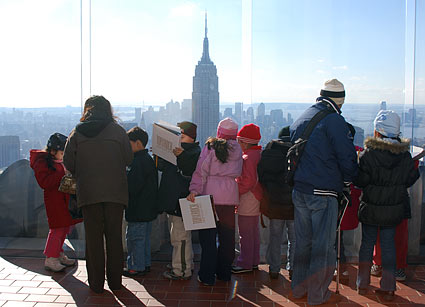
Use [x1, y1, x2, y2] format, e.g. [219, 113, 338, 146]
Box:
[237, 123, 261, 144]
[217, 117, 238, 140]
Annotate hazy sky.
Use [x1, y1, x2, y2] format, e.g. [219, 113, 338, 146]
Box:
[0, 0, 422, 108]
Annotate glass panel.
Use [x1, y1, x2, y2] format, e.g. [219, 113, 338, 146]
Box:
[252, 0, 406, 147]
[0, 1, 80, 241]
[91, 0, 242, 146]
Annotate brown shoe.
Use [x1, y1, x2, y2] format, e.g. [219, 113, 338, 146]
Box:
[375, 289, 395, 302]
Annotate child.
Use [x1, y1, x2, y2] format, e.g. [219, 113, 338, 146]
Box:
[30, 133, 81, 272]
[355, 110, 419, 301]
[159, 121, 201, 280]
[232, 123, 263, 274]
[188, 117, 243, 285]
[258, 126, 295, 280]
[335, 124, 362, 281]
[123, 127, 158, 277]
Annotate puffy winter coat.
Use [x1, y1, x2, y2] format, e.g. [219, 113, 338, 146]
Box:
[257, 137, 294, 220]
[125, 149, 158, 223]
[30, 150, 81, 228]
[290, 97, 358, 197]
[190, 139, 243, 205]
[355, 137, 420, 226]
[157, 142, 201, 216]
[236, 145, 263, 216]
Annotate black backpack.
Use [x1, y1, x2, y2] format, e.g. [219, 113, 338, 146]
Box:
[257, 139, 292, 205]
[286, 109, 333, 186]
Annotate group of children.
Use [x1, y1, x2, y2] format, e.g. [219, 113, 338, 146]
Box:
[31, 109, 419, 299]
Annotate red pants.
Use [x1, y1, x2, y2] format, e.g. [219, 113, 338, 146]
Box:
[373, 219, 408, 269]
[44, 226, 71, 258]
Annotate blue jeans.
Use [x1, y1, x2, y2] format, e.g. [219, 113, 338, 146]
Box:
[126, 221, 152, 271]
[266, 219, 295, 273]
[357, 223, 396, 291]
[291, 190, 338, 305]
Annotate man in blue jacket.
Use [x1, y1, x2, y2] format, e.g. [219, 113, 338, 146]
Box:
[289, 79, 358, 305]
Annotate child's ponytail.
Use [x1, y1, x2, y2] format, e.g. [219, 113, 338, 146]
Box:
[206, 137, 230, 163]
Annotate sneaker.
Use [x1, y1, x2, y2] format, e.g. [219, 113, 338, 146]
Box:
[269, 271, 279, 279]
[395, 268, 407, 281]
[371, 264, 382, 276]
[197, 275, 214, 286]
[231, 266, 253, 274]
[123, 268, 146, 277]
[44, 257, 66, 272]
[163, 271, 191, 280]
[59, 252, 76, 267]
[166, 263, 172, 270]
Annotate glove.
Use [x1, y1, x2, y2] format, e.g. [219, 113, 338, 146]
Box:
[339, 183, 352, 208]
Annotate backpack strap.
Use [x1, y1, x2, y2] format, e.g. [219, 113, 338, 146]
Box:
[300, 109, 333, 140]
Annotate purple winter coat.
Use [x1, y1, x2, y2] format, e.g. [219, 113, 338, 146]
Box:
[189, 139, 243, 205]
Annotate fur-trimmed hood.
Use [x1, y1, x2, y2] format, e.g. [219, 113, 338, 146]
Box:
[364, 137, 410, 154]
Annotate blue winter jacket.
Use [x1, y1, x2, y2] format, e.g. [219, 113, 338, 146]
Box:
[290, 97, 358, 197]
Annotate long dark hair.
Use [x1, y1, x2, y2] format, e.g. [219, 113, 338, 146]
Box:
[206, 137, 230, 163]
[80, 95, 117, 122]
[44, 146, 57, 171]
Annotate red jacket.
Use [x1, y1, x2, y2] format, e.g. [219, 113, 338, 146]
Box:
[340, 146, 363, 231]
[30, 150, 80, 229]
[236, 146, 263, 201]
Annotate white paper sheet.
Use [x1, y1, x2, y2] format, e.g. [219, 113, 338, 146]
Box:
[179, 195, 216, 231]
[152, 122, 181, 165]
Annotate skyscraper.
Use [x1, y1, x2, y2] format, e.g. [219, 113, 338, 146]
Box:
[192, 13, 219, 144]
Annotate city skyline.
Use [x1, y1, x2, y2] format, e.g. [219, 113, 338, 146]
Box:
[0, 0, 423, 108]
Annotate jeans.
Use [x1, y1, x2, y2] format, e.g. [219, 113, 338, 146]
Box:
[126, 221, 152, 272]
[291, 190, 338, 305]
[374, 219, 408, 269]
[266, 219, 295, 273]
[357, 223, 396, 292]
[198, 205, 235, 284]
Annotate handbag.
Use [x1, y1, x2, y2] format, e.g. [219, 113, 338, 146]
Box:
[68, 194, 83, 219]
[59, 173, 76, 194]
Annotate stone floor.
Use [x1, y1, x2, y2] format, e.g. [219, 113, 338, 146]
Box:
[1, 256, 425, 306]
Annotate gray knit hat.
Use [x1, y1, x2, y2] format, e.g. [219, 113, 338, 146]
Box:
[374, 110, 400, 139]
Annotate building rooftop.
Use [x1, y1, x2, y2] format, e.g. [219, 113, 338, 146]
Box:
[1, 255, 425, 306]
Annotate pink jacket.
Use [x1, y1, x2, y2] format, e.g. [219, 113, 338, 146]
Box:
[190, 139, 243, 205]
[236, 146, 263, 216]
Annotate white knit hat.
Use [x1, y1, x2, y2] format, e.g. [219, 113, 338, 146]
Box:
[320, 79, 345, 99]
[374, 110, 401, 139]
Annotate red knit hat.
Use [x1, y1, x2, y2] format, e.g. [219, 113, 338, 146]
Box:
[237, 123, 261, 144]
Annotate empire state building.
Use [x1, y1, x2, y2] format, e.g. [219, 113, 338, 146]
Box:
[192, 14, 219, 144]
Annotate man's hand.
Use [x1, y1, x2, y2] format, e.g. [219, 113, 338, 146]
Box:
[187, 192, 197, 203]
[173, 147, 184, 157]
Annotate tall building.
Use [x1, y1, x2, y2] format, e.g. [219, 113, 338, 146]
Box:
[257, 103, 266, 124]
[0, 136, 20, 168]
[135, 107, 141, 125]
[192, 13, 219, 144]
[235, 102, 243, 125]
